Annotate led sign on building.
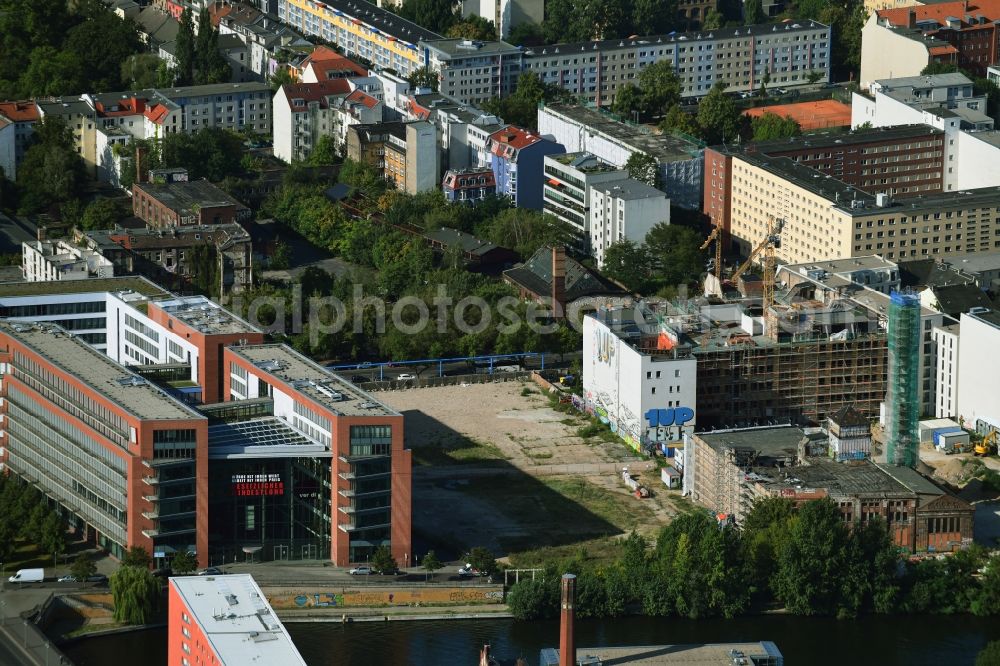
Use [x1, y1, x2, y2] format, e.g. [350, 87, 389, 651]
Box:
[232, 473, 284, 496]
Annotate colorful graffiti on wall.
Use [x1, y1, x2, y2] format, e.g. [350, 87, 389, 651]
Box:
[265, 586, 505, 610]
[645, 407, 695, 445]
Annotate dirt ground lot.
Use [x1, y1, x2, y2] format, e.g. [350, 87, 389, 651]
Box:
[380, 381, 693, 564]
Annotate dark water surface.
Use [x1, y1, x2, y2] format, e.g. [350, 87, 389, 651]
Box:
[63, 613, 1000, 665]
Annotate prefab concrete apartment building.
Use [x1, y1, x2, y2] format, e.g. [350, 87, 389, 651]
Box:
[0, 278, 411, 569]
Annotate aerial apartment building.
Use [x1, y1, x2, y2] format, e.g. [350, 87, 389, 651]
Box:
[704, 124, 948, 250]
[725, 152, 1000, 265]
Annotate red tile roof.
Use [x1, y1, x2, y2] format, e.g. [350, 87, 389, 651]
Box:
[0, 101, 40, 123]
[345, 89, 379, 110]
[144, 104, 171, 125]
[489, 126, 543, 155]
[301, 47, 368, 78]
[929, 44, 960, 55]
[95, 97, 147, 117]
[879, 0, 1000, 28]
[281, 80, 353, 112]
[407, 98, 432, 120]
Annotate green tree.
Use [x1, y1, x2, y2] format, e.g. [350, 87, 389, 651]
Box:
[421, 550, 442, 580]
[371, 545, 398, 574]
[121, 54, 165, 90]
[697, 83, 743, 144]
[407, 68, 439, 92]
[806, 70, 824, 84]
[39, 511, 67, 567]
[397, 0, 457, 34]
[642, 221, 705, 288]
[171, 550, 197, 575]
[744, 0, 766, 25]
[70, 554, 98, 582]
[625, 152, 659, 188]
[660, 104, 701, 138]
[773, 499, 850, 616]
[601, 240, 653, 293]
[508, 22, 545, 46]
[702, 8, 724, 30]
[632, 0, 678, 36]
[16, 116, 86, 215]
[307, 135, 340, 166]
[176, 8, 196, 86]
[483, 71, 572, 130]
[921, 62, 960, 76]
[635, 59, 682, 119]
[271, 240, 292, 269]
[269, 67, 295, 92]
[464, 546, 498, 576]
[122, 546, 152, 569]
[110, 565, 160, 625]
[751, 112, 801, 141]
[81, 197, 124, 230]
[64, 9, 143, 92]
[446, 16, 496, 40]
[611, 84, 644, 121]
[507, 577, 558, 620]
[978, 641, 1000, 666]
[194, 9, 231, 85]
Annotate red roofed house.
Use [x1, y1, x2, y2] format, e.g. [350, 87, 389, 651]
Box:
[487, 126, 565, 210]
[0, 100, 39, 181]
[273, 80, 381, 163]
[298, 46, 369, 82]
[860, 2, 997, 83]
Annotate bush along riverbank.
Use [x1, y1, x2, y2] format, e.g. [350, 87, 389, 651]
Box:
[506, 498, 1000, 621]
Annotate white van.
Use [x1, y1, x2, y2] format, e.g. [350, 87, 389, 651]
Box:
[8, 568, 44, 583]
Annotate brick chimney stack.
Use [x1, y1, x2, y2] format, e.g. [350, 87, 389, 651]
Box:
[559, 573, 576, 666]
[551, 246, 566, 318]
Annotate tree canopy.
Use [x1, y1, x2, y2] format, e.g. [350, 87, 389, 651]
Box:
[483, 71, 574, 130]
[751, 112, 801, 141]
[16, 116, 87, 216]
[0, 0, 143, 99]
[697, 83, 744, 144]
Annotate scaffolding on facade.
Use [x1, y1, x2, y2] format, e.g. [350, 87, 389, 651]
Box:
[885, 291, 921, 468]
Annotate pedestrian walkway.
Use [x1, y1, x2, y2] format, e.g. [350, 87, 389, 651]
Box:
[0, 613, 70, 665]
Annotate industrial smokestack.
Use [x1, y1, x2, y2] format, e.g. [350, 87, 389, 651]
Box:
[559, 573, 576, 666]
[551, 246, 566, 318]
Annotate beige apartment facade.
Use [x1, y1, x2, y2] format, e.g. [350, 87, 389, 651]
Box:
[729, 153, 1000, 264]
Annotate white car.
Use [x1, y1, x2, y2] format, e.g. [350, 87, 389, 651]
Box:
[349, 566, 374, 575]
[397, 373, 417, 381]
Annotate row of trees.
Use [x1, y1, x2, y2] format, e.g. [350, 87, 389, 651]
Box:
[0, 475, 68, 567]
[173, 8, 232, 87]
[119, 127, 245, 190]
[508, 497, 1000, 621]
[600, 225, 705, 296]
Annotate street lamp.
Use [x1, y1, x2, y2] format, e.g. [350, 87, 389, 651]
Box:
[22, 619, 28, 647]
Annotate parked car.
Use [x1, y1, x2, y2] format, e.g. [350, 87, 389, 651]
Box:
[458, 564, 483, 577]
[378, 566, 400, 575]
[57, 574, 107, 583]
[9, 568, 44, 583]
[350, 375, 369, 384]
[775, 88, 789, 95]
[349, 566, 374, 575]
[198, 567, 224, 576]
[397, 373, 417, 381]
[57, 574, 77, 583]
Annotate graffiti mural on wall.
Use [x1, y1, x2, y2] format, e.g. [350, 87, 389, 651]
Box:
[645, 407, 695, 445]
[267, 586, 505, 610]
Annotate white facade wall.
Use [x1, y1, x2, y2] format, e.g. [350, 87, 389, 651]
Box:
[588, 188, 671, 267]
[859, 15, 931, 87]
[104, 295, 201, 385]
[954, 131, 1000, 191]
[0, 121, 15, 181]
[957, 312, 1000, 427]
[583, 315, 697, 453]
[932, 324, 960, 419]
[272, 87, 295, 163]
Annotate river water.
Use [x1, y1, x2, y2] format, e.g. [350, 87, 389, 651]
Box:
[63, 613, 1000, 665]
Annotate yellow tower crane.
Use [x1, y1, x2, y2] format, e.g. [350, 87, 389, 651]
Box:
[730, 216, 784, 309]
[700, 224, 723, 285]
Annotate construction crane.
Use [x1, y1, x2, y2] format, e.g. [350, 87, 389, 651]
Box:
[730, 216, 784, 309]
[700, 224, 723, 285]
[975, 430, 997, 457]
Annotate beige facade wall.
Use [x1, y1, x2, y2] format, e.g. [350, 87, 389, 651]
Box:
[729, 157, 854, 264]
[863, 0, 927, 16]
[729, 155, 1000, 264]
[860, 14, 931, 86]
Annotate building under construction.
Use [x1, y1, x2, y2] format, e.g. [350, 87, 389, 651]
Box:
[885, 291, 922, 467]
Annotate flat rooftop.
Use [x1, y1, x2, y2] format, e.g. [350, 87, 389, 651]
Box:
[756, 457, 913, 497]
[156, 296, 260, 336]
[0, 276, 168, 298]
[134, 179, 248, 217]
[424, 38, 520, 58]
[541, 103, 703, 162]
[170, 575, 306, 665]
[540, 642, 783, 666]
[320, 0, 441, 43]
[207, 416, 330, 459]
[230, 345, 399, 417]
[696, 426, 808, 457]
[748, 124, 941, 154]
[0, 321, 202, 421]
[783, 255, 897, 274]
